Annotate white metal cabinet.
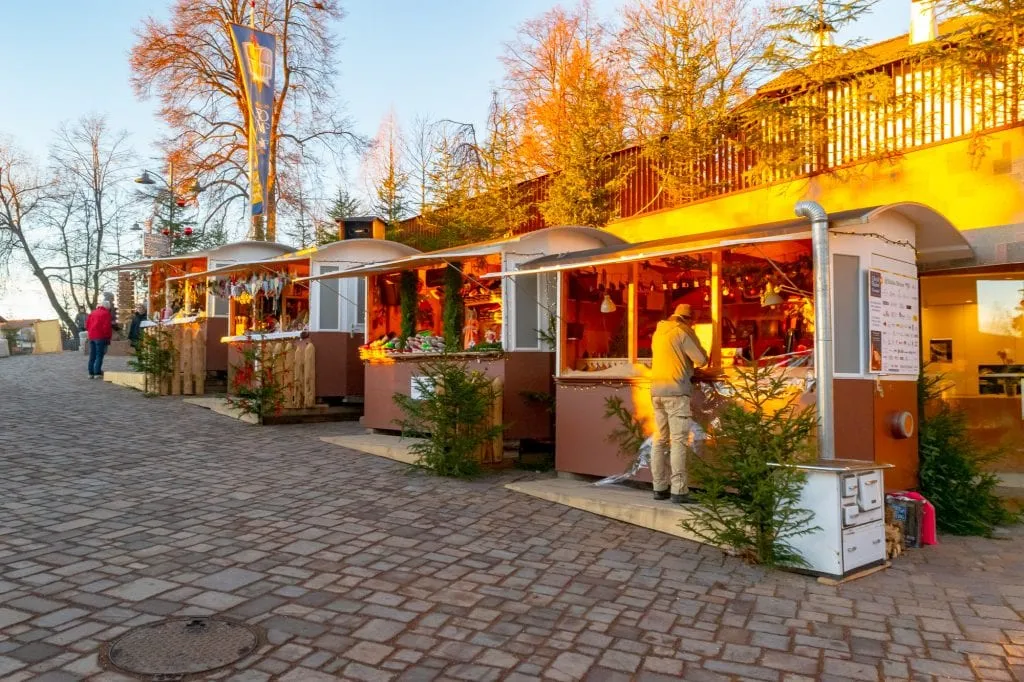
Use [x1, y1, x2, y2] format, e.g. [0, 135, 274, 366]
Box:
[784, 460, 892, 579]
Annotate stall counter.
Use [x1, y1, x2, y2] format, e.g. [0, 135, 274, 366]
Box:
[363, 351, 555, 441]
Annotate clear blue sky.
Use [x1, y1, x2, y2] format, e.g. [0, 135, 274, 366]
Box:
[0, 0, 905, 319]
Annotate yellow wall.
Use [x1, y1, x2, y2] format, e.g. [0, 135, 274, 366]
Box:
[607, 126, 1024, 242]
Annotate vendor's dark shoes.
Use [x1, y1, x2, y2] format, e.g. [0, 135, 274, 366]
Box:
[671, 493, 694, 505]
[653, 489, 670, 500]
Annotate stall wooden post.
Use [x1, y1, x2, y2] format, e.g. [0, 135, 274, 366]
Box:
[302, 342, 316, 408]
[710, 250, 723, 368]
[628, 263, 638, 362]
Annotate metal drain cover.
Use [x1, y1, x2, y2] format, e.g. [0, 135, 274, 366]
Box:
[105, 617, 260, 678]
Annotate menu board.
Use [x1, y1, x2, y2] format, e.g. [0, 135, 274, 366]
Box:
[867, 269, 919, 375]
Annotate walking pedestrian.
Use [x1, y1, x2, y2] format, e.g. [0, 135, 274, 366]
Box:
[128, 304, 147, 350]
[649, 303, 708, 504]
[86, 300, 114, 379]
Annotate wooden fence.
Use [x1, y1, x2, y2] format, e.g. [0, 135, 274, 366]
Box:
[226, 338, 317, 410]
[142, 323, 206, 396]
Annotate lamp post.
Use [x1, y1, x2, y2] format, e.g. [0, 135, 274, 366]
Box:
[135, 163, 203, 243]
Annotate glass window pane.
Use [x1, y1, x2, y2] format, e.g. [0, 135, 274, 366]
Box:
[833, 254, 861, 373]
[318, 266, 340, 330]
[356, 277, 366, 328]
[515, 273, 540, 349]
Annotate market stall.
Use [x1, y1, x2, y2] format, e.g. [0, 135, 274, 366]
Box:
[489, 203, 971, 491]
[177, 238, 421, 403]
[303, 226, 628, 442]
[106, 241, 295, 393]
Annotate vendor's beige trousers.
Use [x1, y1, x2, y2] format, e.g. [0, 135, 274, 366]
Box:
[650, 395, 691, 495]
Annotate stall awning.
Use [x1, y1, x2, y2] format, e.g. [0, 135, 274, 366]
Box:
[100, 256, 196, 273]
[165, 255, 309, 283]
[483, 229, 812, 278]
[296, 243, 503, 283]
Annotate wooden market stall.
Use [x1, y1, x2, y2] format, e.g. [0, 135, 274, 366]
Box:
[490, 204, 972, 491]
[107, 241, 295, 393]
[177, 238, 421, 404]
[304, 226, 628, 443]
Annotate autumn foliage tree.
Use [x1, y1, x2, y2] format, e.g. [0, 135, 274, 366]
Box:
[502, 1, 628, 227]
[129, 0, 352, 242]
[618, 0, 766, 201]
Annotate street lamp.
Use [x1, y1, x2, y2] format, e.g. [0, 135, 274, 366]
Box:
[134, 164, 203, 241]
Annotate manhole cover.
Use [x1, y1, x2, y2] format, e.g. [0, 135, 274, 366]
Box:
[104, 617, 260, 679]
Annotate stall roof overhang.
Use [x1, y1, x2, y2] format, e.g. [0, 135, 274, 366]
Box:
[168, 238, 424, 283]
[296, 225, 629, 283]
[483, 203, 971, 277]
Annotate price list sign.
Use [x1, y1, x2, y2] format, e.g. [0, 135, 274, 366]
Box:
[867, 269, 920, 375]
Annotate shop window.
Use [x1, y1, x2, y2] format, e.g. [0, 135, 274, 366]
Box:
[209, 262, 230, 317]
[356, 277, 367, 331]
[833, 254, 861, 374]
[317, 265, 341, 330]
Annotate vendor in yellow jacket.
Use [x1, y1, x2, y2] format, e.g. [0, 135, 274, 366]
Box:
[650, 303, 708, 504]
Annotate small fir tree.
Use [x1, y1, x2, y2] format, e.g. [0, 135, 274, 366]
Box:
[394, 357, 504, 478]
[680, 365, 818, 566]
[399, 271, 419, 344]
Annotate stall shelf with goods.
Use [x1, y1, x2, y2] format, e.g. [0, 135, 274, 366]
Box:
[491, 203, 972, 492]
[304, 226, 628, 442]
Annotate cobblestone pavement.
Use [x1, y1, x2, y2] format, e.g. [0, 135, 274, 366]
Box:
[1, 353, 1023, 682]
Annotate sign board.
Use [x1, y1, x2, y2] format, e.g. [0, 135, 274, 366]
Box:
[410, 375, 436, 400]
[867, 269, 919, 375]
[142, 232, 171, 258]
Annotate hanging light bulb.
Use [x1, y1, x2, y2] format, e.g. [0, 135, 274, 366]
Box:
[704, 291, 710, 303]
[600, 293, 617, 314]
[693, 278, 700, 288]
[723, 285, 731, 297]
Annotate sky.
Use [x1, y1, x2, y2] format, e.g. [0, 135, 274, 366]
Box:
[0, 0, 905, 320]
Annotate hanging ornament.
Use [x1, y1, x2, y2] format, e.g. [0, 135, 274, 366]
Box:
[600, 294, 617, 313]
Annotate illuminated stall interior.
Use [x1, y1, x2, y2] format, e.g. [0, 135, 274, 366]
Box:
[556, 237, 816, 377]
[921, 268, 1024, 470]
[365, 255, 505, 355]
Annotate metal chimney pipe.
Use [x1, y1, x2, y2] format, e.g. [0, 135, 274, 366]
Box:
[795, 201, 835, 460]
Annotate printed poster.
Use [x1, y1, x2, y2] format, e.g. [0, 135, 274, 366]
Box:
[867, 269, 920, 375]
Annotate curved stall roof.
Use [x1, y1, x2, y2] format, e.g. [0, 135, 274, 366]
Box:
[101, 240, 296, 273]
[298, 226, 629, 283]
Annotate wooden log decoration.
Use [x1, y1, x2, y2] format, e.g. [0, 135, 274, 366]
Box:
[170, 325, 182, 396]
[303, 341, 316, 408]
[271, 341, 284, 407]
[289, 341, 303, 410]
[488, 376, 504, 465]
[193, 323, 206, 395]
[181, 324, 194, 395]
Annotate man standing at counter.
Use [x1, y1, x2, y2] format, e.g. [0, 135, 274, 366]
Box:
[650, 303, 708, 504]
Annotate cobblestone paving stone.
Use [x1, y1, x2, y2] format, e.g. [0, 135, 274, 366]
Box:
[1, 353, 1023, 681]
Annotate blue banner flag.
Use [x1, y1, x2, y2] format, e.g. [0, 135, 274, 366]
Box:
[229, 23, 276, 217]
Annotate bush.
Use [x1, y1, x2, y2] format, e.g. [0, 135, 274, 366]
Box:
[394, 356, 504, 478]
[680, 365, 818, 567]
[128, 327, 176, 394]
[918, 369, 1020, 536]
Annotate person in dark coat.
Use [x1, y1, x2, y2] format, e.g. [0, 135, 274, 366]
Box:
[74, 306, 88, 333]
[86, 301, 114, 378]
[128, 304, 147, 350]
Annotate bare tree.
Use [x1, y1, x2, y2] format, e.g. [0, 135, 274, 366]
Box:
[129, 0, 355, 241]
[361, 111, 411, 236]
[0, 117, 134, 331]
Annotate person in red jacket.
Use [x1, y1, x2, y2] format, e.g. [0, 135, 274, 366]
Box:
[86, 300, 114, 378]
